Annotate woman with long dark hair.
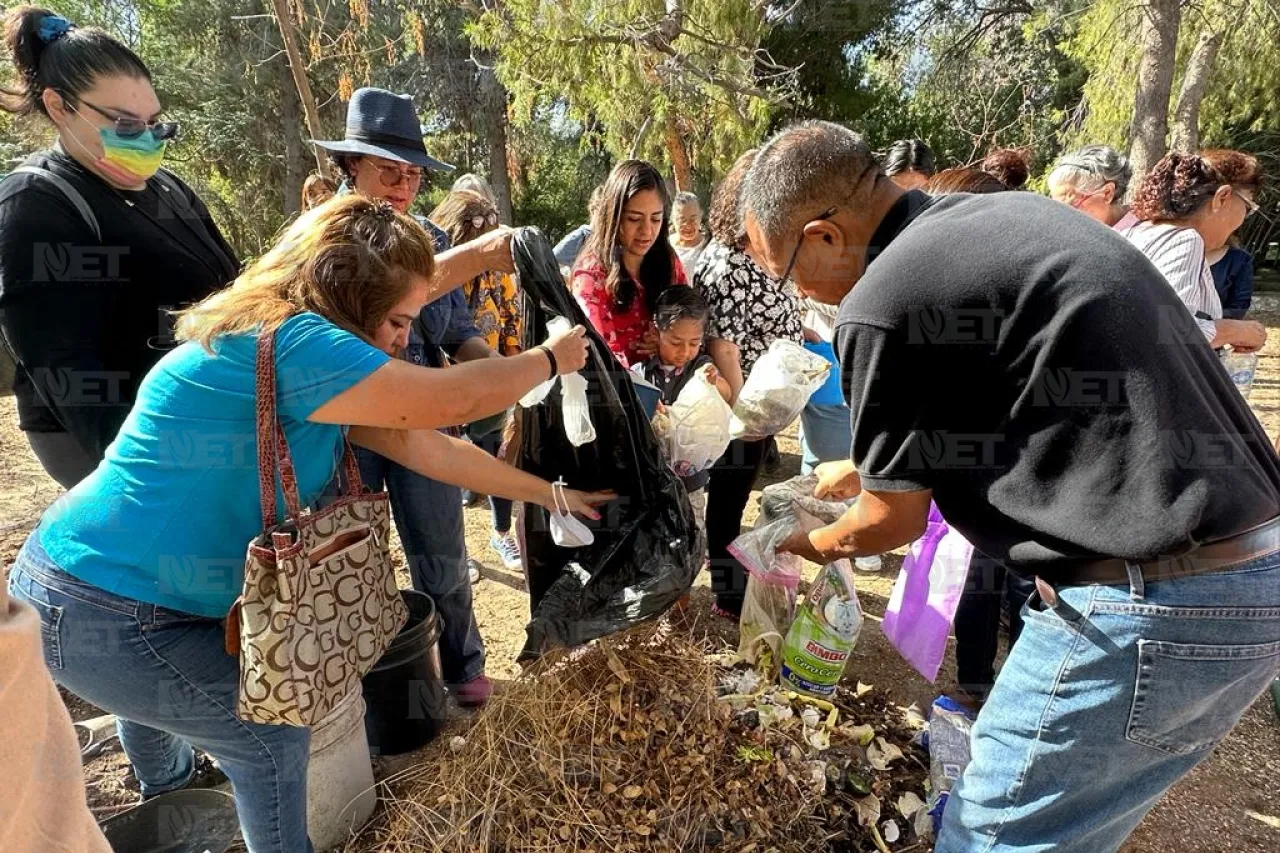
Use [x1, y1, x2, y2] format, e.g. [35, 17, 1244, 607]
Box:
[571, 160, 686, 367]
[0, 6, 239, 488]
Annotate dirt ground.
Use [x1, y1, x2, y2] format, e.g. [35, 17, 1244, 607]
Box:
[3, 299, 1280, 850]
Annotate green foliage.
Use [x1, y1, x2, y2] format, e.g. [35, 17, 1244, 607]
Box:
[510, 110, 614, 242]
[0, 0, 1271, 253]
[470, 0, 784, 181]
[1065, 0, 1280, 155]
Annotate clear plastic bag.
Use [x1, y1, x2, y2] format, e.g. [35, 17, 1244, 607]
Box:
[730, 508, 824, 668]
[759, 473, 856, 526]
[665, 365, 732, 477]
[729, 339, 831, 441]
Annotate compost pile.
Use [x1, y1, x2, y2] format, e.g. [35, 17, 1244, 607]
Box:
[352, 621, 930, 853]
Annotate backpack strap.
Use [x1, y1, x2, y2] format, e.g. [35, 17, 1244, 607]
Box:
[4, 166, 101, 241]
[152, 169, 190, 210]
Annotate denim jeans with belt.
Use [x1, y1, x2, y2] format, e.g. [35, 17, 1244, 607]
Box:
[936, 551, 1280, 853]
[8, 535, 313, 853]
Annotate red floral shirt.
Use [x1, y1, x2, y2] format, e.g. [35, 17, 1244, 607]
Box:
[571, 254, 687, 368]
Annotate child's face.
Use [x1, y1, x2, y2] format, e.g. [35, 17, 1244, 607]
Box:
[657, 317, 705, 368]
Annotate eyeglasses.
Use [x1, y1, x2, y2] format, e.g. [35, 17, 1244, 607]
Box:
[470, 211, 499, 230]
[1233, 188, 1260, 218]
[76, 99, 180, 141]
[370, 162, 424, 188]
[778, 206, 837, 285]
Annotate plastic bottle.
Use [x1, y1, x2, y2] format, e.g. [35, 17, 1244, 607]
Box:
[923, 696, 976, 833]
[779, 559, 861, 697]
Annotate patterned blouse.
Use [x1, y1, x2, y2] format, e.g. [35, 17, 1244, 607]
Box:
[693, 240, 803, 376]
[462, 270, 522, 355]
[571, 253, 688, 368]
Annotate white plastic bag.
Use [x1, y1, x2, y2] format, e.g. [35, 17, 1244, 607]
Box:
[730, 339, 831, 440]
[519, 316, 596, 447]
[561, 368, 596, 446]
[665, 365, 732, 476]
[519, 314, 572, 409]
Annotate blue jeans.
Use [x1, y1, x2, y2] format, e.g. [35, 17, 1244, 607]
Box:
[798, 401, 852, 475]
[353, 445, 486, 686]
[8, 535, 313, 853]
[468, 419, 514, 533]
[937, 552, 1280, 853]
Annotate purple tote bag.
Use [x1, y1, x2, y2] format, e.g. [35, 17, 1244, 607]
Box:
[881, 503, 973, 682]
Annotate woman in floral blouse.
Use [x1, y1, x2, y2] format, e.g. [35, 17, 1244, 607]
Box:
[694, 149, 802, 619]
[571, 160, 686, 367]
[431, 189, 525, 569]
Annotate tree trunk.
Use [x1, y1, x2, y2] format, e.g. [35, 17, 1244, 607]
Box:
[270, 0, 327, 175]
[280, 55, 305, 217]
[1170, 27, 1225, 152]
[478, 65, 514, 224]
[1129, 0, 1181, 181]
[664, 115, 692, 191]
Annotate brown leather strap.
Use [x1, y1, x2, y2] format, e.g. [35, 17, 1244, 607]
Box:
[1051, 516, 1280, 586]
[340, 437, 364, 495]
[255, 330, 303, 530]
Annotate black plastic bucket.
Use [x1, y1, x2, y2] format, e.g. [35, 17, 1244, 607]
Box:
[361, 589, 447, 755]
[100, 789, 238, 853]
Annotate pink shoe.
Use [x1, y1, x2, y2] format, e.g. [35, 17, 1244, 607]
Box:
[454, 674, 494, 708]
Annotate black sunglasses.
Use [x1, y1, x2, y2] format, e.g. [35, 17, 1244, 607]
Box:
[77, 98, 180, 141]
[778, 206, 837, 284]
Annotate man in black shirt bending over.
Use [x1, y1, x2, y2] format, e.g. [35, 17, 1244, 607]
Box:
[742, 121, 1280, 853]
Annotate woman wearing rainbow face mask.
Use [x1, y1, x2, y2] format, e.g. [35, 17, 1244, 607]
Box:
[0, 7, 239, 488]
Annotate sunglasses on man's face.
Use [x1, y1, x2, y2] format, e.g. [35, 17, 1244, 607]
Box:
[370, 162, 424, 188]
[76, 99, 180, 141]
[470, 211, 500, 230]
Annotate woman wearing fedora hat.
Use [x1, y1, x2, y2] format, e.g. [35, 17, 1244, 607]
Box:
[314, 87, 511, 707]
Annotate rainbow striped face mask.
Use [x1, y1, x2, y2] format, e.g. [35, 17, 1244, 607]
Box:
[96, 126, 167, 184]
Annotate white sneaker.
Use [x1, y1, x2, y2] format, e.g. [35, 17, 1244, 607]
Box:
[854, 555, 883, 573]
[467, 558, 483, 584]
[489, 531, 522, 571]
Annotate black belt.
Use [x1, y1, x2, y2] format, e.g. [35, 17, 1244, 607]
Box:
[1052, 516, 1280, 586]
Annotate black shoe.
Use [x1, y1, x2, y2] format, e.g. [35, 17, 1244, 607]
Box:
[135, 753, 229, 802]
[461, 489, 485, 508]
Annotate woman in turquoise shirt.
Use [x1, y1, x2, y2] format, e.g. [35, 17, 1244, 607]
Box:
[8, 195, 606, 853]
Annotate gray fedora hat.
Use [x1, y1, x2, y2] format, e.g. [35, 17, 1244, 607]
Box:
[312, 87, 453, 171]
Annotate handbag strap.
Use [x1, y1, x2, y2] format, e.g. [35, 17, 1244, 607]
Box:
[255, 330, 303, 529]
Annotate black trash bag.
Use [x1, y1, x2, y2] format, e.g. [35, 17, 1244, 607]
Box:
[511, 227, 702, 659]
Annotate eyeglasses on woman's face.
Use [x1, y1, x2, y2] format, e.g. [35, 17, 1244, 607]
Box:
[470, 211, 499, 230]
[368, 160, 424, 188]
[1233, 188, 1260, 218]
[74, 98, 180, 141]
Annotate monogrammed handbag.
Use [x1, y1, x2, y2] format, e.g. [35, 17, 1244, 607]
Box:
[228, 329, 407, 726]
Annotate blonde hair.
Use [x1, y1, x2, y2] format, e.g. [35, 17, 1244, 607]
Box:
[177, 194, 436, 350]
